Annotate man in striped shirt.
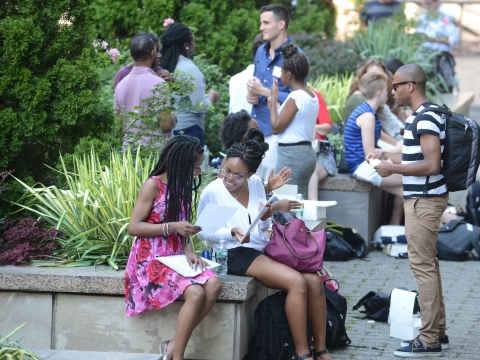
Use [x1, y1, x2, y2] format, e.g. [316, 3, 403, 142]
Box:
[367, 64, 449, 358]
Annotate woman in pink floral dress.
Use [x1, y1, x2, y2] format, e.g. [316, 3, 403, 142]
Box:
[125, 136, 221, 360]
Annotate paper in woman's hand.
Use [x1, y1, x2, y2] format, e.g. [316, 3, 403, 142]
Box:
[195, 204, 239, 234]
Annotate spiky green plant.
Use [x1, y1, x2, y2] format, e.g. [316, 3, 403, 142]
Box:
[309, 73, 355, 124]
[0, 323, 41, 360]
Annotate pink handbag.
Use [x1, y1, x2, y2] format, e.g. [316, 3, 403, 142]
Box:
[264, 218, 326, 273]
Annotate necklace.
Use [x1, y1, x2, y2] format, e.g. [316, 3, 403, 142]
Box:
[230, 181, 247, 199]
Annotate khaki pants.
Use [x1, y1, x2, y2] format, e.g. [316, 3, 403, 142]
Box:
[404, 196, 448, 344]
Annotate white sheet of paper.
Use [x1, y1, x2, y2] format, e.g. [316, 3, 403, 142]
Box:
[240, 195, 277, 242]
[157, 255, 220, 277]
[195, 204, 239, 234]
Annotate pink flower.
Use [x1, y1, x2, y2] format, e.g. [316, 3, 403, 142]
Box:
[442, 16, 450, 25]
[101, 41, 109, 49]
[163, 18, 175, 27]
[106, 48, 121, 63]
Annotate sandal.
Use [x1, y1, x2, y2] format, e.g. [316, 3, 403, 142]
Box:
[314, 349, 329, 358]
[293, 353, 313, 360]
[159, 340, 172, 360]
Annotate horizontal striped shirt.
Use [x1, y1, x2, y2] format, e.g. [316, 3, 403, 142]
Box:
[344, 102, 382, 176]
[402, 102, 448, 198]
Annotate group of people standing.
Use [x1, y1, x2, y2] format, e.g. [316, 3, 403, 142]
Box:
[120, 2, 455, 360]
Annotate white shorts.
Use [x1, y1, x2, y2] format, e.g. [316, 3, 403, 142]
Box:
[352, 160, 383, 187]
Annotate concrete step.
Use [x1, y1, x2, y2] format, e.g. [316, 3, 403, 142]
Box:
[34, 349, 161, 360]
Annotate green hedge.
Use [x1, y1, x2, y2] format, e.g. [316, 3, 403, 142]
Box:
[0, 0, 115, 217]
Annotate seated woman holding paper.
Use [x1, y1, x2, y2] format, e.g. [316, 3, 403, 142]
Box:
[198, 128, 332, 360]
[125, 135, 222, 360]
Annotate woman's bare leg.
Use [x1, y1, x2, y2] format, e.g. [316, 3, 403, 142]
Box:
[246, 255, 312, 358]
[302, 273, 332, 360]
[380, 175, 404, 225]
[308, 163, 329, 201]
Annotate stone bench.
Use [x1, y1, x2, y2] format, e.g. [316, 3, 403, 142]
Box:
[317, 174, 382, 246]
[0, 265, 268, 360]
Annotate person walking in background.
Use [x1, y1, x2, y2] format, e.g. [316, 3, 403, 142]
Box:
[198, 128, 332, 360]
[247, 4, 308, 182]
[269, 44, 318, 199]
[125, 135, 222, 360]
[229, 34, 266, 114]
[360, 0, 404, 25]
[114, 35, 176, 148]
[344, 72, 404, 225]
[368, 64, 449, 357]
[308, 90, 335, 201]
[113, 32, 171, 92]
[160, 23, 220, 146]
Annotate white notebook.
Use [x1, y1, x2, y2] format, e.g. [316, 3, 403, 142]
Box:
[157, 255, 221, 277]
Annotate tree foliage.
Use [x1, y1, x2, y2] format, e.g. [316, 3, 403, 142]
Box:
[0, 0, 115, 216]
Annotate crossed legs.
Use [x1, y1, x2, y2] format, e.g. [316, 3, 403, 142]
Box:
[167, 277, 222, 360]
[246, 255, 332, 360]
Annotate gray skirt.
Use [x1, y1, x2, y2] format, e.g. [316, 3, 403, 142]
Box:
[275, 141, 316, 198]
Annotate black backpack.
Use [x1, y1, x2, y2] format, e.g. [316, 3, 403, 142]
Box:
[249, 292, 309, 360]
[466, 181, 480, 226]
[412, 104, 480, 192]
[437, 219, 480, 261]
[432, 51, 456, 93]
[323, 286, 351, 348]
[324, 222, 368, 261]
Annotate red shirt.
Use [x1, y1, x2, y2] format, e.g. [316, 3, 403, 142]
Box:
[312, 90, 332, 141]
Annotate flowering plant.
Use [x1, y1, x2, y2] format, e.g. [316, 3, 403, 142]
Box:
[92, 39, 123, 64]
[163, 18, 175, 27]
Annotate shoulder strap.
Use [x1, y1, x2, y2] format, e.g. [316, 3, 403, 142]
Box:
[352, 291, 378, 311]
[410, 104, 452, 143]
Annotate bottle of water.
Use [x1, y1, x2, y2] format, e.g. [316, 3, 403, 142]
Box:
[294, 194, 304, 219]
[202, 145, 210, 171]
[216, 240, 228, 275]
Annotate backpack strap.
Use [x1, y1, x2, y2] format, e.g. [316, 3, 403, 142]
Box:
[410, 104, 452, 195]
[352, 291, 379, 311]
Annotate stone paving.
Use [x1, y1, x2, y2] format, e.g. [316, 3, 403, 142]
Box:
[323, 250, 480, 359]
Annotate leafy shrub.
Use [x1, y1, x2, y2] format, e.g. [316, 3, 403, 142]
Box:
[0, 217, 62, 266]
[288, 0, 337, 38]
[292, 36, 361, 77]
[0, 0, 115, 217]
[0, 323, 42, 360]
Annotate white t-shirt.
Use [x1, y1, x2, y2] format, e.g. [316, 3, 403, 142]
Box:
[198, 176, 271, 252]
[228, 64, 255, 114]
[275, 89, 319, 144]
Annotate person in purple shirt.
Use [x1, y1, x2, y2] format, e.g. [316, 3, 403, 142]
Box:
[113, 32, 171, 92]
[114, 35, 176, 148]
[246, 4, 308, 182]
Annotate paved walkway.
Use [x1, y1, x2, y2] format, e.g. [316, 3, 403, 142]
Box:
[324, 250, 480, 359]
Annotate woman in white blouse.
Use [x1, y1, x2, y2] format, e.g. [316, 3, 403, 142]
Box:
[198, 128, 332, 360]
[269, 44, 318, 198]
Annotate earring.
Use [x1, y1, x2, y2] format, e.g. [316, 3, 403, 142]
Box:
[185, 47, 189, 50]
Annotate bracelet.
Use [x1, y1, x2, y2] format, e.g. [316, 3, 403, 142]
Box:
[166, 222, 169, 235]
[163, 223, 166, 235]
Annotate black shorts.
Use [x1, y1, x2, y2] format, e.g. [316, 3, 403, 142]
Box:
[227, 246, 263, 276]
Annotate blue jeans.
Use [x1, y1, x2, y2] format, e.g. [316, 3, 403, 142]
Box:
[173, 125, 204, 147]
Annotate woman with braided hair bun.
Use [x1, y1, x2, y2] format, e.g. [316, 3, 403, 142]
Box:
[125, 135, 221, 360]
[269, 43, 318, 199]
[198, 128, 332, 360]
[160, 23, 220, 146]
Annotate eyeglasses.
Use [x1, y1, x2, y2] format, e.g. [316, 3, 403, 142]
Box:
[392, 81, 417, 91]
[221, 167, 245, 182]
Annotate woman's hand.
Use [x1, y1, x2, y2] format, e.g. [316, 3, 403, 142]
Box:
[271, 78, 279, 101]
[171, 221, 202, 237]
[186, 252, 209, 271]
[260, 204, 273, 221]
[266, 167, 292, 193]
[231, 227, 250, 244]
[271, 199, 301, 213]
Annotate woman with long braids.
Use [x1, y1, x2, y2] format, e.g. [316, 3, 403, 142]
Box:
[125, 135, 222, 360]
[269, 44, 318, 198]
[160, 23, 220, 146]
[198, 128, 332, 360]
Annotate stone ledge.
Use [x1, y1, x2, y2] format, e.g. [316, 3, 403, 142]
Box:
[0, 265, 261, 302]
[318, 173, 375, 192]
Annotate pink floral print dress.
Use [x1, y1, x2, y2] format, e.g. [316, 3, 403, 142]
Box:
[124, 176, 217, 317]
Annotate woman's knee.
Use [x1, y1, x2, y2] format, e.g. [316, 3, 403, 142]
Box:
[286, 272, 307, 295]
[205, 277, 222, 298]
[184, 285, 206, 304]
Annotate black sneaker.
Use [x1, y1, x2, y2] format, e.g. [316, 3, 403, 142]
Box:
[400, 335, 449, 350]
[394, 338, 443, 358]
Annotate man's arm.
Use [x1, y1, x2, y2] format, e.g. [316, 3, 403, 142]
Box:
[158, 112, 177, 133]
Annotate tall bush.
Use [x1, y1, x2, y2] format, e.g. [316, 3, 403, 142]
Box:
[0, 0, 115, 217]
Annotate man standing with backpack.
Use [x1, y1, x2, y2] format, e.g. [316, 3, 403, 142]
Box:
[367, 64, 449, 357]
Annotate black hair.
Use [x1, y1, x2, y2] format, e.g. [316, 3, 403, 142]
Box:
[281, 44, 309, 82]
[251, 33, 266, 60]
[130, 35, 155, 62]
[226, 128, 269, 174]
[219, 110, 254, 150]
[149, 135, 203, 223]
[133, 31, 159, 44]
[386, 58, 405, 75]
[160, 23, 193, 72]
[260, 4, 290, 29]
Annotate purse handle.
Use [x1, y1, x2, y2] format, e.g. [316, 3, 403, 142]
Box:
[282, 222, 319, 260]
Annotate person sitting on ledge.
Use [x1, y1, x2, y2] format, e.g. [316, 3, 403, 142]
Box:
[125, 135, 222, 360]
